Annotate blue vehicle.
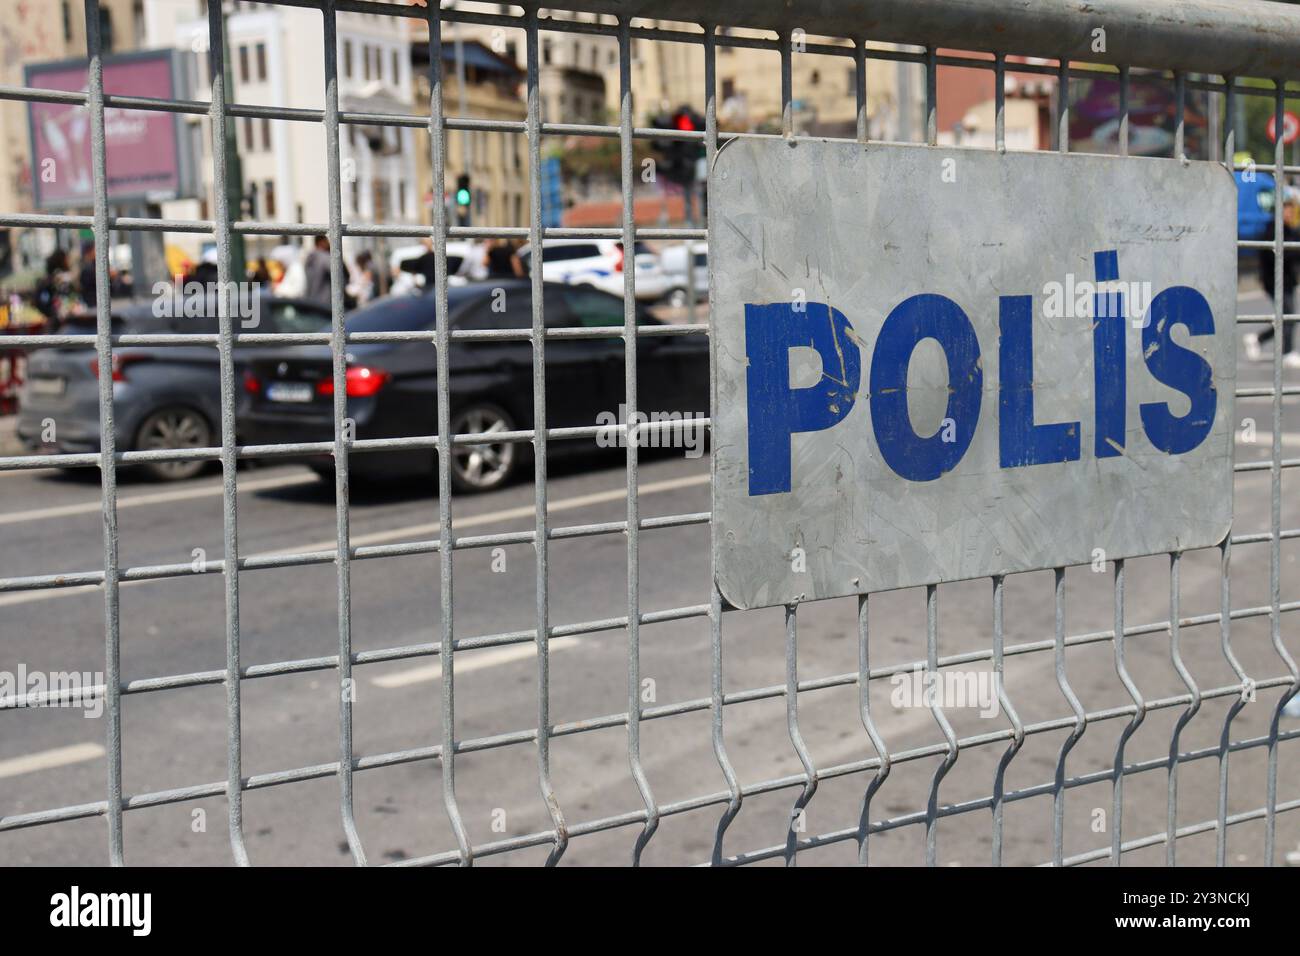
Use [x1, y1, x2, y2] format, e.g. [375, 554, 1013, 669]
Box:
[1236, 168, 1275, 241]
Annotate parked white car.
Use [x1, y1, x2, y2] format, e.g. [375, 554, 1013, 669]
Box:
[658, 241, 708, 307]
[388, 240, 483, 296]
[516, 238, 672, 302]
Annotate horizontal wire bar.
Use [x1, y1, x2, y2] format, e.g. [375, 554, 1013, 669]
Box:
[0, 323, 707, 349]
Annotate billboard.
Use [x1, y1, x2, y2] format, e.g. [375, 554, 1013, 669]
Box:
[26, 49, 198, 209]
[1069, 74, 1210, 158]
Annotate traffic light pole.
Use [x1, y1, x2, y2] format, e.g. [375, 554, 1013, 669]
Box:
[453, 15, 471, 227]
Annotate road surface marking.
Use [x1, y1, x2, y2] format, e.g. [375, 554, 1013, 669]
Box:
[0, 471, 317, 527]
[0, 742, 104, 780]
[372, 636, 583, 688]
[0, 472, 710, 609]
[279, 472, 710, 555]
[1234, 431, 1300, 447]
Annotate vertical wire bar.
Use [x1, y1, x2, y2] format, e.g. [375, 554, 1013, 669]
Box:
[991, 575, 1024, 865]
[1265, 78, 1298, 864]
[1110, 559, 1145, 865]
[206, 0, 249, 866]
[1166, 551, 1200, 867]
[321, 0, 366, 866]
[1223, 76, 1236, 169]
[618, 18, 657, 866]
[783, 603, 817, 867]
[1057, 59, 1069, 153]
[780, 28, 792, 137]
[703, 21, 742, 866]
[429, 0, 471, 868]
[1118, 66, 1129, 157]
[1174, 71, 1186, 161]
[924, 47, 937, 146]
[994, 53, 1005, 152]
[1217, 536, 1248, 866]
[1052, 567, 1086, 865]
[924, 583, 957, 866]
[856, 593, 891, 865]
[1216, 78, 1247, 868]
[83, 0, 123, 866]
[854, 38, 867, 143]
[522, 4, 567, 866]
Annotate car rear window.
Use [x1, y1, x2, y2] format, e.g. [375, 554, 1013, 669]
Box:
[346, 296, 435, 333]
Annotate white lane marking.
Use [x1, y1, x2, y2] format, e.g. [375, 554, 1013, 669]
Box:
[0, 468, 60, 479]
[278, 472, 710, 555]
[1235, 431, 1300, 447]
[0, 472, 710, 609]
[0, 472, 317, 527]
[372, 636, 582, 689]
[0, 742, 104, 780]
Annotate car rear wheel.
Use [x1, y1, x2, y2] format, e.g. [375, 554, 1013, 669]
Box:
[134, 406, 212, 481]
[448, 403, 517, 494]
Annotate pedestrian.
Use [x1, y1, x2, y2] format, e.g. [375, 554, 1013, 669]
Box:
[484, 238, 524, 278]
[1244, 185, 1300, 368]
[396, 236, 438, 293]
[251, 257, 272, 285]
[303, 234, 333, 307]
[33, 248, 72, 322]
[77, 239, 98, 311]
[347, 250, 378, 307]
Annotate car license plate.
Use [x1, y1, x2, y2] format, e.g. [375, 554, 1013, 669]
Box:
[266, 381, 314, 403]
[28, 376, 65, 397]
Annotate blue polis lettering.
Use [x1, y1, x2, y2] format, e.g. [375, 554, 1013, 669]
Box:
[744, 251, 1217, 496]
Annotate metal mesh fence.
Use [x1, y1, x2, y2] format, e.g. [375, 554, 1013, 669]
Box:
[0, 0, 1298, 866]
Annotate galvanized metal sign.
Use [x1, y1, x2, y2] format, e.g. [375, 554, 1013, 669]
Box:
[710, 139, 1236, 610]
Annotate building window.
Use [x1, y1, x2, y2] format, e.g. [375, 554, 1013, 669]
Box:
[810, 69, 820, 86]
[242, 117, 255, 151]
[238, 45, 250, 84]
[61, 1, 72, 43]
[99, 8, 116, 52]
[132, 0, 145, 48]
[392, 49, 400, 86]
[344, 40, 353, 79]
[398, 181, 407, 219]
[363, 45, 371, 81]
[261, 117, 271, 151]
[255, 43, 267, 82]
[264, 179, 276, 218]
[542, 39, 552, 66]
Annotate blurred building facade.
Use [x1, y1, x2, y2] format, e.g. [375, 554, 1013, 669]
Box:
[408, 29, 527, 229]
[150, 0, 418, 264]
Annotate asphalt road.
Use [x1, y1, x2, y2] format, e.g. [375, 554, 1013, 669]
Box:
[0, 290, 1297, 867]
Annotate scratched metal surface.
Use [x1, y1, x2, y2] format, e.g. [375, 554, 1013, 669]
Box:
[710, 138, 1237, 610]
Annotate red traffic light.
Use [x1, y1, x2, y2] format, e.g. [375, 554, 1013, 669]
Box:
[673, 109, 698, 132]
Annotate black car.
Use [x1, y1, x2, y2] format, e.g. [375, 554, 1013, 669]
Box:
[237, 281, 709, 492]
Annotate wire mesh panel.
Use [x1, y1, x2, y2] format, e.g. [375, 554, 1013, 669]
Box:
[0, 0, 1297, 866]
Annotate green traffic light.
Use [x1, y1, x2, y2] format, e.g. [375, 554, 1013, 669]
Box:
[456, 188, 471, 206]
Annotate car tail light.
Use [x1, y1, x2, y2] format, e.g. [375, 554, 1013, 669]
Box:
[316, 365, 389, 398]
[613, 243, 625, 272]
[242, 370, 261, 394]
[89, 354, 150, 382]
